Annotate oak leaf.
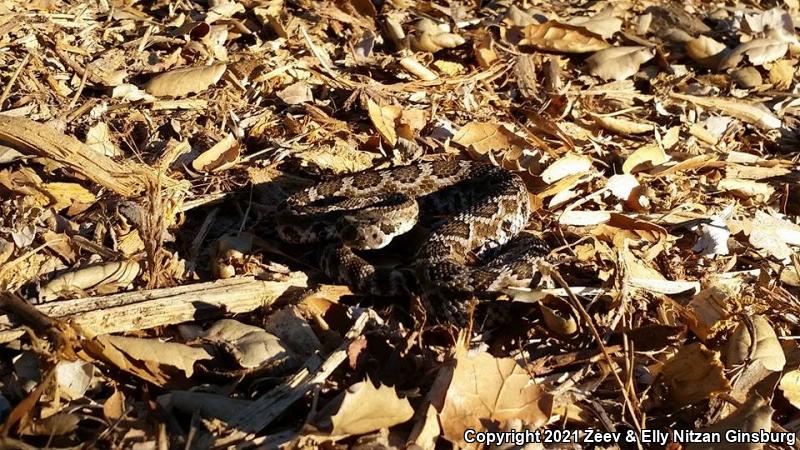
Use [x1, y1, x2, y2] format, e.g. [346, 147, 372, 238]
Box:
[439, 347, 552, 448]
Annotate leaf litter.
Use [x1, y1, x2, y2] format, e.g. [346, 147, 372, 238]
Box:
[2, 0, 800, 449]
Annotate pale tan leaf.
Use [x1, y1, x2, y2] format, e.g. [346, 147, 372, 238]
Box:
[567, 16, 622, 39]
[367, 99, 401, 146]
[103, 390, 126, 421]
[558, 210, 611, 226]
[276, 81, 313, 105]
[659, 343, 731, 407]
[768, 59, 795, 89]
[586, 46, 655, 81]
[685, 36, 729, 69]
[719, 38, 789, 69]
[439, 347, 552, 448]
[718, 178, 775, 200]
[191, 134, 240, 172]
[748, 210, 800, 261]
[55, 360, 94, 401]
[520, 21, 610, 53]
[685, 396, 773, 450]
[92, 335, 212, 379]
[452, 122, 527, 159]
[85, 122, 122, 157]
[622, 142, 668, 174]
[40, 260, 140, 300]
[727, 315, 786, 372]
[200, 319, 299, 370]
[591, 114, 654, 135]
[144, 63, 227, 97]
[540, 154, 592, 184]
[670, 93, 782, 130]
[321, 378, 413, 436]
[780, 369, 800, 409]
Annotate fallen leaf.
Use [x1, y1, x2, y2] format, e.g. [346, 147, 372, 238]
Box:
[439, 346, 552, 448]
[85, 122, 122, 157]
[779, 369, 800, 409]
[367, 99, 402, 147]
[684, 395, 773, 450]
[314, 377, 414, 436]
[452, 122, 527, 163]
[719, 38, 789, 69]
[520, 21, 610, 53]
[191, 134, 240, 172]
[276, 81, 313, 105]
[200, 319, 299, 371]
[658, 343, 731, 407]
[586, 46, 655, 81]
[55, 360, 94, 401]
[540, 154, 593, 184]
[567, 15, 622, 39]
[144, 63, 227, 97]
[726, 315, 786, 372]
[685, 36, 730, 69]
[40, 260, 140, 300]
[591, 114, 654, 135]
[748, 210, 800, 261]
[85, 335, 212, 384]
[670, 93, 782, 130]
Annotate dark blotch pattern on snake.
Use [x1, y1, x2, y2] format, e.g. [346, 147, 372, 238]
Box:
[276, 160, 550, 324]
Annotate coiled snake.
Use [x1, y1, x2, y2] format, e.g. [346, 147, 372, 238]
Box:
[276, 160, 549, 324]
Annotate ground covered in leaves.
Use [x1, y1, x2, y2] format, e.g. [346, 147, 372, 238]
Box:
[2, 0, 800, 449]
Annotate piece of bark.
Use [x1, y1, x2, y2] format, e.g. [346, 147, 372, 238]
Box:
[0, 116, 143, 196]
[0, 274, 308, 342]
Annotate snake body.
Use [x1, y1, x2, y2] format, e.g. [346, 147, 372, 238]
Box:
[276, 160, 549, 323]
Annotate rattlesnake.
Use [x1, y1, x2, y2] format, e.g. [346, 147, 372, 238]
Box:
[276, 160, 550, 324]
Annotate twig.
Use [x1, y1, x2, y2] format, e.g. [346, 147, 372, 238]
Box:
[541, 263, 644, 446]
[0, 53, 29, 110]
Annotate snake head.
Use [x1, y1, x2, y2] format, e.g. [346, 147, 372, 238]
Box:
[336, 215, 395, 250]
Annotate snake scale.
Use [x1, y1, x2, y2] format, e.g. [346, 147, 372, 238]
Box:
[276, 160, 550, 324]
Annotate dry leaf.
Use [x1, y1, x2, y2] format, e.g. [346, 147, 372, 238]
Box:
[659, 343, 731, 407]
[780, 369, 800, 410]
[55, 360, 94, 401]
[591, 114, 654, 135]
[685, 36, 730, 69]
[191, 134, 240, 172]
[670, 93, 782, 130]
[314, 378, 413, 436]
[103, 390, 126, 421]
[540, 154, 593, 184]
[719, 38, 789, 69]
[726, 315, 786, 372]
[685, 395, 773, 450]
[40, 260, 140, 300]
[86, 335, 212, 384]
[586, 46, 655, 81]
[85, 122, 122, 157]
[276, 81, 313, 105]
[748, 210, 800, 261]
[367, 99, 402, 147]
[768, 59, 795, 89]
[452, 122, 527, 162]
[439, 346, 552, 448]
[520, 21, 610, 53]
[200, 319, 299, 370]
[144, 63, 227, 97]
[567, 16, 622, 39]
